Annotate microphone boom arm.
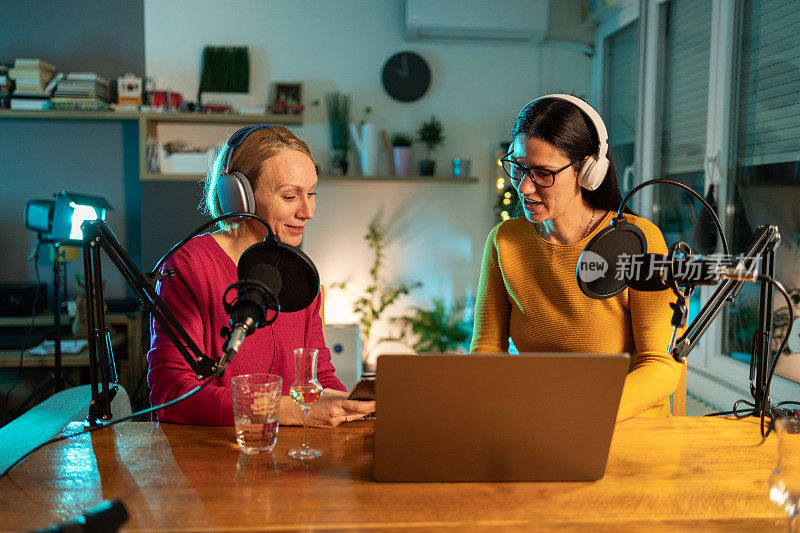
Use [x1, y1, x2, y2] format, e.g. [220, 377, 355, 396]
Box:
[672, 224, 779, 363]
[81, 220, 224, 425]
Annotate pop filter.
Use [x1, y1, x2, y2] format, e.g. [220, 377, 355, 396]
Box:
[576, 217, 647, 299]
[237, 237, 320, 313]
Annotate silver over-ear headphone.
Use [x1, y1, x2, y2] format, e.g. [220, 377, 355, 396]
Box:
[216, 124, 272, 222]
[516, 94, 610, 191]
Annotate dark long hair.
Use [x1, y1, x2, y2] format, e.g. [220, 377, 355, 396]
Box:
[512, 96, 623, 213]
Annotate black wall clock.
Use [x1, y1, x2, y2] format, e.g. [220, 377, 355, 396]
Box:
[381, 51, 431, 102]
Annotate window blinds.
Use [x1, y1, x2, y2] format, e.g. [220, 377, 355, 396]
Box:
[737, 0, 800, 166]
[661, 0, 713, 176]
[603, 21, 639, 148]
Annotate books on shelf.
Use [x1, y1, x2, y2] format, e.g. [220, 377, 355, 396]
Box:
[51, 97, 109, 111]
[10, 98, 52, 111]
[0, 65, 13, 103]
[9, 58, 58, 99]
[14, 58, 56, 71]
[54, 72, 111, 102]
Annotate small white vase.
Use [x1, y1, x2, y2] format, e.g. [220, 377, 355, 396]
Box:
[349, 122, 381, 176]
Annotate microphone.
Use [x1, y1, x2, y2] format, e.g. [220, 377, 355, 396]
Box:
[222, 263, 283, 356]
[576, 216, 758, 299]
[221, 234, 320, 359]
[32, 500, 128, 532]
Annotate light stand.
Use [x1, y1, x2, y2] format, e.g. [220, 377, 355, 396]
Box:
[6, 241, 73, 421]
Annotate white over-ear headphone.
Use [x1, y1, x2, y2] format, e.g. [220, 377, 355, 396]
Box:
[516, 94, 610, 191]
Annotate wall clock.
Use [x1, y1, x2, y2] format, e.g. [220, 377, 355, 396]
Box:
[381, 51, 431, 102]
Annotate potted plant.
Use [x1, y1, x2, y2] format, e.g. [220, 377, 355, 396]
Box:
[331, 223, 421, 366]
[325, 92, 351, 174]
[391, 133, 413, 177]
[383, 298, 472, 353]
[416, 115, 444, 176]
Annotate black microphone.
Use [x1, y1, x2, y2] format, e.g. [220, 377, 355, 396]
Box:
[221, 235, 320, 358]
[222, 263, 283, 357]
[32, 500, 128, 533]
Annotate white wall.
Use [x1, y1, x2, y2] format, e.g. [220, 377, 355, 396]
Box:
[144, 0, 592, 363]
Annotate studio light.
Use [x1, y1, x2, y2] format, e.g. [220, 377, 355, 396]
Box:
[24, 191, 113, 244]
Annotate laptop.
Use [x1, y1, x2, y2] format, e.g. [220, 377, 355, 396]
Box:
[373, 352, 630, 482]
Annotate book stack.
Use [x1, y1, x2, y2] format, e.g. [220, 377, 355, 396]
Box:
[8, 58, 57, 110]
[0, 65, 12, 108]
[52, 72, 111, 111]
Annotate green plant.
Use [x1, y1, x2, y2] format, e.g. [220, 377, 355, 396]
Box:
[199, 46, 249, 93]
[416, 115, 445, 158]
[383, 298, 472, 353]
[359, 106, 372, 127]
[331, 223, 420, 361]
[325, 92, 351, 152]
[391, 133, 412, 147]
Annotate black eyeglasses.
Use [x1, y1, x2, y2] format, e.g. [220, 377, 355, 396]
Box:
[500, 156, 574, 188]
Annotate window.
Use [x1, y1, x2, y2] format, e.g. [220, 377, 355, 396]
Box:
[724, 0, 800, 382]
[656, 0, 712, 248]
[602, 20, 639, 194]
[591, 0, 800, 408]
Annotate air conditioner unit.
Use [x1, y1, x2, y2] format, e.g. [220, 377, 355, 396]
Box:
[405, 0, 549, 43]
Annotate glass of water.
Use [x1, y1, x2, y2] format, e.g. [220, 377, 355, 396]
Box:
[232, 374, 283, 454]
[770, 412, 800, 531]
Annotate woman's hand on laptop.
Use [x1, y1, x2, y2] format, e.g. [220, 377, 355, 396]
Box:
[281, 389, 375, 427]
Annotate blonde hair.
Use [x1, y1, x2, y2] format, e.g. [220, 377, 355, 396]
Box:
[201, 125, 313, 231]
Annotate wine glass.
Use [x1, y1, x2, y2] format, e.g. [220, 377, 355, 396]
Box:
[770, 412, 800, 531]
[288, 347, 323, 460]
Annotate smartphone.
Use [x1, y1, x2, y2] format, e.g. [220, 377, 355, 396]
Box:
[347, 372, 376, 401]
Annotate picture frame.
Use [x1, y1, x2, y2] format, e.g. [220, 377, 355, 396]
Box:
[268, 82, 303, 114]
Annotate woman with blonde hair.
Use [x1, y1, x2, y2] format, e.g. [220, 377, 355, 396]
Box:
[147, 125, 375, 426]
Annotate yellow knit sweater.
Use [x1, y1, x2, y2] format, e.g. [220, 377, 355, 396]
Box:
[470, 211, 683, 421]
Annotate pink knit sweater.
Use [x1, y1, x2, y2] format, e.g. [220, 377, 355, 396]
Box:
[146, 233, 344, 425]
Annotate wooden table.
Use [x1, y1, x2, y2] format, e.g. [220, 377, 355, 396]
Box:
[0, 417, 789, 531]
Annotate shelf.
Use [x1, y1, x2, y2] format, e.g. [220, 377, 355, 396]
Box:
[139, 111, 302, 124]
[319, 174, 479, 184]
[0, 109, 302, 124]
[141, 173, 205, 181]
[0, 109, 140, 120]
[141, 173, 480, 183]
[0, 333, 123, 368]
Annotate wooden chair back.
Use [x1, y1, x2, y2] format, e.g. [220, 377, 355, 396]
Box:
[672, 363, 687, 416]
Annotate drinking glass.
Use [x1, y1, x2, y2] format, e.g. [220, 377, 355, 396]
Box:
[288, 348, 323, 460]
[231, 374, 282, 454]
[770, 413, 800, 531]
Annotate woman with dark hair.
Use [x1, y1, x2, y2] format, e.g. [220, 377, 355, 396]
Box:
[470, 95, 682, 421]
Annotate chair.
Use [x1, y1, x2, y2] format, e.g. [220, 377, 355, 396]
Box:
[671, 363, 687, 416]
